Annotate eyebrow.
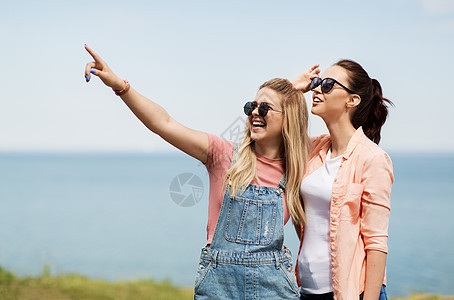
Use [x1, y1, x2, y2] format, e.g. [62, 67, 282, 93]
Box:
[254, 100, 276, 106]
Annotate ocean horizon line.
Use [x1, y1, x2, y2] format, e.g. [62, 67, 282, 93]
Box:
[1, 150, 454, 156]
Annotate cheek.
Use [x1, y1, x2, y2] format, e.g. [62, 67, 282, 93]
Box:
[325, 95, 346, 110]
[277, 117, 284, 130]
[268, 116, 284, 132]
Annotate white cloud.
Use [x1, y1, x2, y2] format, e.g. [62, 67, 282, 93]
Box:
[421, 0, 454, 14]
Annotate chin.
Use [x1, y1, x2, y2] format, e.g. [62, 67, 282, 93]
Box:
[311, 107, 321, 116]
[249, 133, 260, 142]
[250, 130, 268, 143]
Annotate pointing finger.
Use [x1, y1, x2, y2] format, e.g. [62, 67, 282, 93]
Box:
[85, 45, 104, 64]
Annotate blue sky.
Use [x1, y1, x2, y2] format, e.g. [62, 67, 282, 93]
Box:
[1, 0, 453, 153]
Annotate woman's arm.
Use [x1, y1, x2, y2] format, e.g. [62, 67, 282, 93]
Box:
[291, 64, 320, 92]
[360, 152, 393, 299]
[363, 250, 386, 300]
[84, 45, 209, 163]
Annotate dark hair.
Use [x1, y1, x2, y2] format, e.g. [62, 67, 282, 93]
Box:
[334, 59, 393, 144]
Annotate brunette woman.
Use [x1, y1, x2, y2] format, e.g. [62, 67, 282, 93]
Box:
[292, 60, 393, 300]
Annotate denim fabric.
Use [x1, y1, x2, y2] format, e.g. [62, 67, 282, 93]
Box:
[193, 167, 299, 299]
[299, 285, 388, 300]
[213, 184, 285, 253]
[194, 247, 299, 299]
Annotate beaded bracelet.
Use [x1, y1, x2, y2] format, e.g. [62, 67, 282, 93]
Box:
[113, 80, 130, 96]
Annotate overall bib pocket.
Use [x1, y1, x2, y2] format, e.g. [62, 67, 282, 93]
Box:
[224, 196, 277, 245]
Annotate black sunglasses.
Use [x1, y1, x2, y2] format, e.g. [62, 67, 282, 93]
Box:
[243, 101, 281, 117]
[310, 77, 356, 94]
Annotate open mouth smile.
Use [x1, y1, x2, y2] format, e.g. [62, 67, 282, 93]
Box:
[251, 118, 266, 130]
[313, 96, 324, 104]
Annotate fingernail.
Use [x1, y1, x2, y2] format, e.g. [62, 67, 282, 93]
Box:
[86, 75, 89, 82]
[90, 70, 95, 74]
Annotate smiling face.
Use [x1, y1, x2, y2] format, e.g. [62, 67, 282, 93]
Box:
[248, 87, 284, 147]
[311, 65, 356, 122]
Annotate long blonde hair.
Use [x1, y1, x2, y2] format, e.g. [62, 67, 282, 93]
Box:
[224, 78, 309, 226]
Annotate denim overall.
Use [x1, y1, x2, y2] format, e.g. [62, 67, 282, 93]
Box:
[194, 147, 300, 299]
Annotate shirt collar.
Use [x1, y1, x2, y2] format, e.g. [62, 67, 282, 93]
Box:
[318, 127, 365, 161]
[342, 126, 365, 159]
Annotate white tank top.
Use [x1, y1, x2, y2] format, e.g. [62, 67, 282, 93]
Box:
[298, 149, 342, 294]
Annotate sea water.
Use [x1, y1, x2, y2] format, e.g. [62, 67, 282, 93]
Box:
[0, 152, 452, 297]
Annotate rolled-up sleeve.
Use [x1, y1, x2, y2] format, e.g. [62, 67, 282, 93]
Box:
[360, 152, 394, 253]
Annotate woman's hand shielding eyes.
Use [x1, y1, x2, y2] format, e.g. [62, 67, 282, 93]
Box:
[291, 64, 320, 93]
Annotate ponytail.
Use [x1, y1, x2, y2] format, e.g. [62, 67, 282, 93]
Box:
[335, 60, 394, 144]
[361, 79, 393, 144]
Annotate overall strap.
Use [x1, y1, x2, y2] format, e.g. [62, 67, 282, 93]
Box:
[278, 173, 286, 191]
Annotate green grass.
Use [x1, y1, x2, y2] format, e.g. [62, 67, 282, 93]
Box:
[0, 267, 193, 300]
[1, 266, 453, 300]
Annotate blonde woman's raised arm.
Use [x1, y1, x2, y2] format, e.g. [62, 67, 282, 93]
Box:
[84, 45, 209, 163]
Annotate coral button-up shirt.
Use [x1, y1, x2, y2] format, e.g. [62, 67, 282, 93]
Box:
[295, 127, 394, 300]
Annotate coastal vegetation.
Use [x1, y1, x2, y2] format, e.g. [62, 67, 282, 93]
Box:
[0, 267, 192, 300]
[0, 266, 452, 300]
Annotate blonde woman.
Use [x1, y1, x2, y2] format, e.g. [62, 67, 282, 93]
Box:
[84, 45, 309, 299]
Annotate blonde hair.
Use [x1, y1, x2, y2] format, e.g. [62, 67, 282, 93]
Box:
[224, 78, 309, 226]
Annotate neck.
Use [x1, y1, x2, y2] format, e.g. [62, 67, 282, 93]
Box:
[325, 118, 357, 158]
[254, 141, 283, 159]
